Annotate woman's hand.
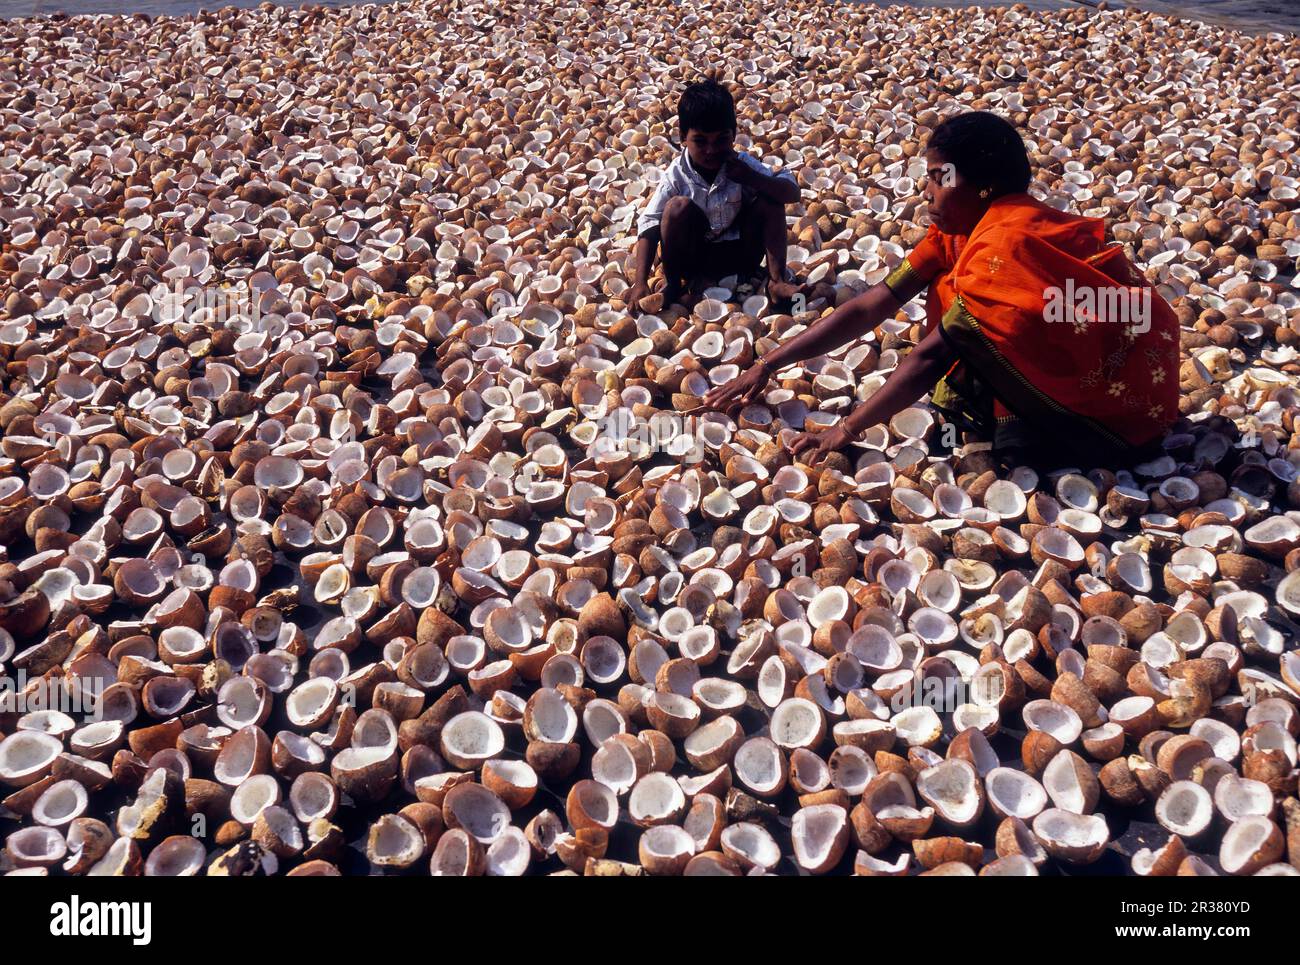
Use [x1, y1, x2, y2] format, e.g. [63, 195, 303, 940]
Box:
[622, 281, 650, 310]
[788, 423, 857, 464]
[703, 361, 771, 412]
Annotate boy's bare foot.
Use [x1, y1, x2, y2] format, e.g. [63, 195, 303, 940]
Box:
[662, 280, 684, 307]
[766, 278, 800, 303]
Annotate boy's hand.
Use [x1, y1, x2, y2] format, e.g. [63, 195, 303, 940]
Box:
[724, 153, 759, 186]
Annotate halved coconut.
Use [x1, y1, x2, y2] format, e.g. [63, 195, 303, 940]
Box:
[439, 712, 505, 770]
[1213, 774, 1274, 824]
[523, 688, 578, 744]
[1032, 808, 1109, 864]
[791, 804, 850, 874]
[144, 835, 206, 876]
[1154, 780, 1213, 838]
[229, 773, 282, 826]
[916, 759, 984, 827]
[639, 824, 696, 876]
[0, 731, 62, 786]
[1022, 699, 1083, 745]
[485, 826, 531, 876]
[980, 854, 1039, 876]
[1042, 750, 1100, 815]
[1219, 815, 1284, 875]
[6, 825, 68, 868]
[733, 736, 787, 798]
[442, 783, 510, 844]
[720, 821, 781, 872]
[683, 716, 743, 772]
[31, 779, 89, 827]
[828, 745, 877, 796]
[566, 779, 618, 833]
[628, 772, 687, 827]
[985, 767, 1048, 821]
[770, 697, 825, 751]
[430, 828, 484, 876]
[892, 706, 943, 747]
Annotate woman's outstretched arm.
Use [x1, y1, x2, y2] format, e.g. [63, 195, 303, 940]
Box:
[789, 325, 957, 463]
[702, 282, 904, 411]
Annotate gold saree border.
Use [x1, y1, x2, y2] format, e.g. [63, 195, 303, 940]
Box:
[883, 258, 928, 304]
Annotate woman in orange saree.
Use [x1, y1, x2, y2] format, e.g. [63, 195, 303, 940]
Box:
[704, 111, 1179, 469]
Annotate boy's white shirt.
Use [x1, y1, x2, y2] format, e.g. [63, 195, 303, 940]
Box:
[636, 148, 797, 242]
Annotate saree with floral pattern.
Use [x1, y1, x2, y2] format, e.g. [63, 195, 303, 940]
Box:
[883, 193, 1179, 462]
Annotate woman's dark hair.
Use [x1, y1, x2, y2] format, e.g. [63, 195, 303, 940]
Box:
[678, 80, 736, 137]
[928, 111, 1032, 197]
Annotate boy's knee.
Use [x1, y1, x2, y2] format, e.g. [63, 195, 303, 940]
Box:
[661, 195, 697, 225]
[748, 195, 784, 218]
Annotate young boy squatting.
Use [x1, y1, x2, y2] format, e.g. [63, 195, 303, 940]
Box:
[625, 80, 802, 309]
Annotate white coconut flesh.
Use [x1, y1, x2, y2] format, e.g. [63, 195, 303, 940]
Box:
[1219, 816, 1281, 875]
[370, 814, 424, 864]
[986, 767, 1048, 820]
[145, 836, 206, 876]
[431, 831, 476, 876]
[259, 806, 305, 851]
[578, 702, 624, 748]
[770, 699, 821, 749]
[1213, 776, 1274, 823]
[790, 748, 830, 793]
[290, 772, 338, 822]
[693, 679, 746, 714]
[721, 821, 780, 871]
[1155, 781, 1213, 836]
[8, 826, 66, 864]
[591, 742, 638, 796]
[828, 746, 876, 795]
[1022, 700, 1083, 744]
[0, 731, 61, 783]
[734, 739, 784, 794]
[685, 717, 739, 761]
[231, 774, 282, 825]
[982, 854, 1039, 876]
[629, 773, 685, 822]
[893, 706, 942, 746]
[287, 678, 338, 726]
[218, 678, 267, 728]
[917, 761, 981, 824]
[441, 713, 504, 762]
[1043, 753, 1094, 815]
[486, 827, 531, 876]
[791, 804, 848, 869]
[214, 730, 265, 784]
[642, 825, 695, 862]
[353, 710, 398, 752]
[1034, 809, 1108, 852]
[32, 780, 88, 827]
[445, 784, 510, 843]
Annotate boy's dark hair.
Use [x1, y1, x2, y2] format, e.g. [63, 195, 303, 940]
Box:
[928, 111, 1032, 198]
[678, 80, 736, 137]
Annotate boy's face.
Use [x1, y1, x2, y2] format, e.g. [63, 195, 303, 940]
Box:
[683, 128, 735, 173]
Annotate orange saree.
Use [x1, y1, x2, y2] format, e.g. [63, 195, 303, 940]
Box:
[883, 193, 1179, 459]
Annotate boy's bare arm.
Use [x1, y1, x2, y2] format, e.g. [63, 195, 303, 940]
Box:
[624, 230, 658, 304]
[725, 154, 800, 205]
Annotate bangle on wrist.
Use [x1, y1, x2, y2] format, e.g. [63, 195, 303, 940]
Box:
[756, 356, 774, 376]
